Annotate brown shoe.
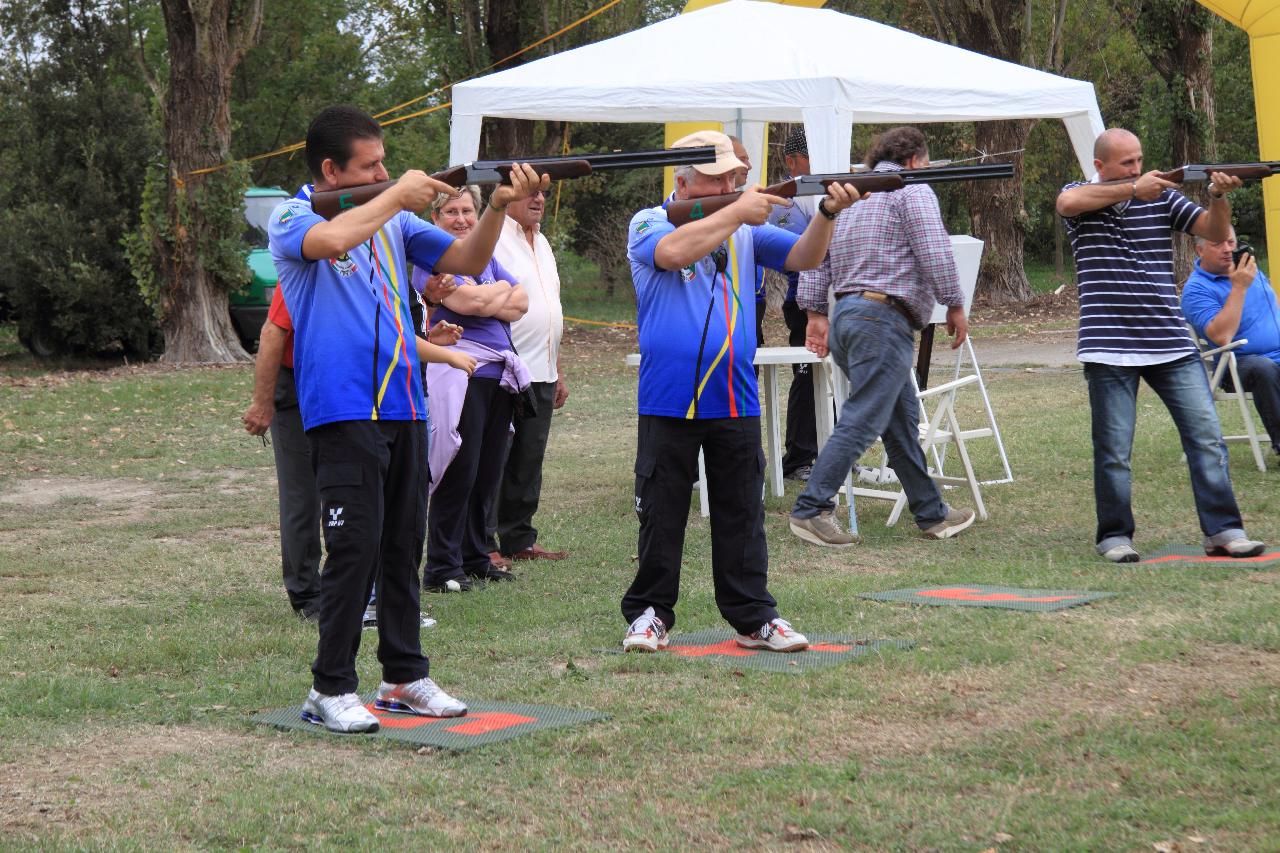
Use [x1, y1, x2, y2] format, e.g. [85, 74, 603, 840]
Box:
[487, 551, 512, 569]
[509, 542, 569, 561]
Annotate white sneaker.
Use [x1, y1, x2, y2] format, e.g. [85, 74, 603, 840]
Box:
[735, 618, 809, 653]
[374, 677, 467, 718]
[1101, 543, 1140, 563]
[1205, 538, 1266, 558]
[300, 689, 380, 733]
[623, 606, 669, 652]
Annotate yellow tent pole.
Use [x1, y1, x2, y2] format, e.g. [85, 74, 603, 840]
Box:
[662, 0, 828, 198]
[1194, 0, 1280, 280]
[1251, 31, 1280, 279]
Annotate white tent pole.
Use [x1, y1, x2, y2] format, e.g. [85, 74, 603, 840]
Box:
[449, 113, 485, 164]
[1062, 109, 1106, 179]
[741, 120, 767, 187]
[800, 106, 853, 174]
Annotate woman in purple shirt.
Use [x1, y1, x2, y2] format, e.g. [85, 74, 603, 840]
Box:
[416, 186, 529, 591]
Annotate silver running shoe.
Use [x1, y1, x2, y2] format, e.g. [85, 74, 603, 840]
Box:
[735, 618, 810, 653]
[623, 606, 669, 652]
[1205, 537, 1267, 558]
[300, 689, 380, 733]
[374, 677, 467, 718]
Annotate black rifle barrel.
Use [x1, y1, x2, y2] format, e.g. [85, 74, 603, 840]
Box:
[804, 162, 1015, 185]
[469, 146, 717, 173]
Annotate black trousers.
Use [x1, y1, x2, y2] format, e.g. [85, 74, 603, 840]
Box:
[491, 380, 557, 555]
[426, 377, 513, 584]
[781, 300, 818, 474]
[269, 368, 321, 611]
[622, 415, 778, 635]
[307, 419, 430, 695]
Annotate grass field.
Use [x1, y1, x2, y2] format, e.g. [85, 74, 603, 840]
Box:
[1, 323, 1278, 851]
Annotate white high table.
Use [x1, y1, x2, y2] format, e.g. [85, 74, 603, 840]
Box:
[625, 347, 834, 502]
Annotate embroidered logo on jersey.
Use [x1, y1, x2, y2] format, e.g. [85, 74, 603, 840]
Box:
[327, 507, 345, 528]
[680, 264, 696, 283]
[278, 208, 295, 224]
[775, 211, 791, 228]
[329, 252, 357, 277]
[635, 220, 652, 234]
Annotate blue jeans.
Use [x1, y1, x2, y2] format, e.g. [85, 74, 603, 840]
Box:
[792, 296, 947, 529]
[1084, 354, 1245, 552]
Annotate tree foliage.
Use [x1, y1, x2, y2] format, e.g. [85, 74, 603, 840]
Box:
[0, 0, 160, 356]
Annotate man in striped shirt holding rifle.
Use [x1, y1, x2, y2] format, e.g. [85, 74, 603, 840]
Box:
[1057, 128, 1266, 563]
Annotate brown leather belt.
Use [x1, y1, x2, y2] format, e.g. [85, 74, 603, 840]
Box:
[837, 289, 915, 325]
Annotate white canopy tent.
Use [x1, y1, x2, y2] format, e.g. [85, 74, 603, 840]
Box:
[449, 0, 1106, 181]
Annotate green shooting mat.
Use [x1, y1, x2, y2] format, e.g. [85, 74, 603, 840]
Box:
[859, 584, 1114, 612]
[253, 698, 606, 750]
[608, 629, 913, 672]
[1141, 545, 1280, 568]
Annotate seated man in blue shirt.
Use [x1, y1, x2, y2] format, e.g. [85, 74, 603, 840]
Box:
[620, 130, 860, 655]
[1181, 228, 1280, 455]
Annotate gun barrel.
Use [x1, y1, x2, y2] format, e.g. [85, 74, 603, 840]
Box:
[470, 146, 717, 174]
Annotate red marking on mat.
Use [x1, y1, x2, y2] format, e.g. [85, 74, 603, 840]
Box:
[445, 712, 537, 735]
[669, 640, 757, 657]
[807, 643, 853, 652]
[917, 587, 1077, 603]
[1143, 553, 1280, 564]
[368, 706, 448, 729]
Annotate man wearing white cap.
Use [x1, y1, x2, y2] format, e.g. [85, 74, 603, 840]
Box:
[620, 130, 861, 654]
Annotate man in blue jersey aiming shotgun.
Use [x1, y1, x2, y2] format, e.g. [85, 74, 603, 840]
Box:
[1056, 128, 1265, 564]
[619, 130, 860, 655]
[269, 105, 547, 732]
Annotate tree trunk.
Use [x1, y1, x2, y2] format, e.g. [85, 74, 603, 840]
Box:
[155, 0, 261, 363]
[964, 119, 1033, 304]
[1118, 0, 1215, 283]
[924, 0, 1037, 304]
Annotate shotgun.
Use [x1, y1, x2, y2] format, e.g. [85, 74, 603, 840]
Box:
[311, 146, 717, 220]
[1095, 161, 1280, 188]
[1126, 162, 1274, 184]
[664, 162, 1016, 227]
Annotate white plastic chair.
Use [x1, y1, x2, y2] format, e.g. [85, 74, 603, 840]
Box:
[1194, 334, 1267, 472]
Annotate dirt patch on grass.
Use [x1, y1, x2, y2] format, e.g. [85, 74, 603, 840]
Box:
[0, 477, 156, 507]
[821, 643, 1280, 758]
[0, 723, 432, 838]
[0, 726, 255, 834]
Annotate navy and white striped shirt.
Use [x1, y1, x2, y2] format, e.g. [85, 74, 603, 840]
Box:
[1062, 184, 1202, 365]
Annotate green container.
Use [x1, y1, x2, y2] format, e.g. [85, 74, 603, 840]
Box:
[229, 187, 291, 351]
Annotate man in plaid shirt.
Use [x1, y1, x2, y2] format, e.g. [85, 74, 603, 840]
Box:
[789, 126, 977, 546]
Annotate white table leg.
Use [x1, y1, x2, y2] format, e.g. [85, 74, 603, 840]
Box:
[763, 364, 783, 497]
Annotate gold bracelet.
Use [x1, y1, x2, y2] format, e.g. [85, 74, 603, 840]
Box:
[1130, 182, 1138, 200]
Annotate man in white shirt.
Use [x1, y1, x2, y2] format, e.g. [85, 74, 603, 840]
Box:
[488, 188, 571, 562]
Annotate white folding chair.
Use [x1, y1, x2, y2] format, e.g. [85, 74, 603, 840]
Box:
[1194, 334, 1267, 472]
[825, 369, 989, 527]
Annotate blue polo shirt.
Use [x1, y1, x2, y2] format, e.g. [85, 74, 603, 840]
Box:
[628, 204, 798, 419]
[269, 186, 455, 431]
[767, 197, 812, 303]
[1182, 262, 1280, 362]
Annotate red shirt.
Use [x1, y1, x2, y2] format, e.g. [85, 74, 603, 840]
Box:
[266, 285, 295, 369]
